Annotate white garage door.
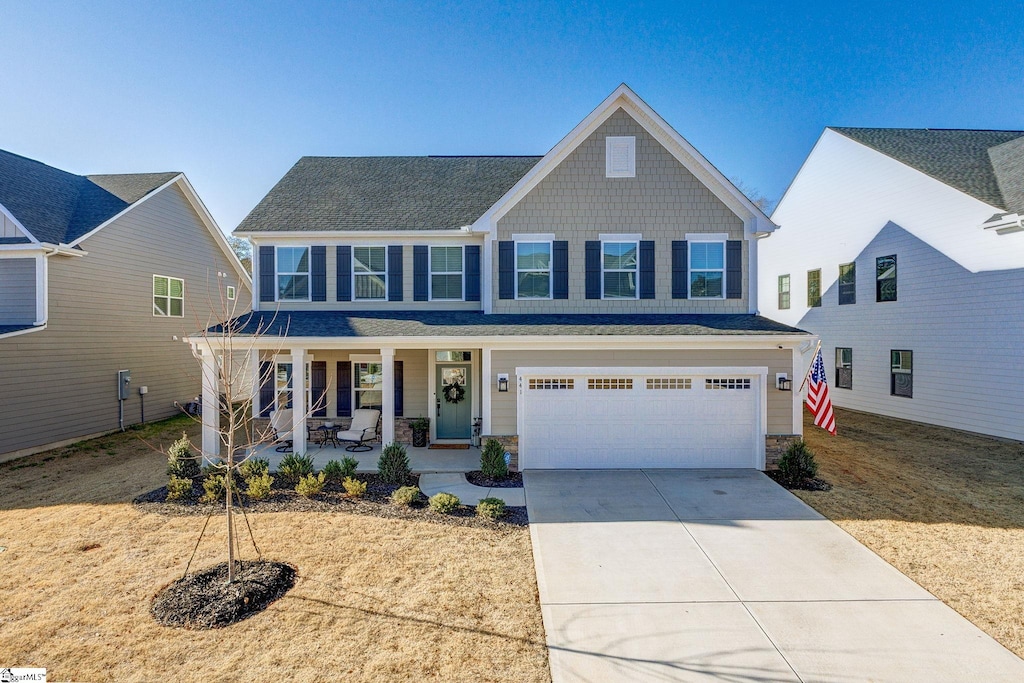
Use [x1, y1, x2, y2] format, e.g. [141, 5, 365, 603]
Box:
[518, 368, 763, 469]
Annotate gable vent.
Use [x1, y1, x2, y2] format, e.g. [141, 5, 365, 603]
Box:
[606, 136, 636, 178]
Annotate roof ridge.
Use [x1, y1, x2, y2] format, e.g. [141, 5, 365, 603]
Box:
[830, 126, 1024, 135]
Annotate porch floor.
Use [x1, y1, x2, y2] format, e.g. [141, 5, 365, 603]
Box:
[245, 442, 482, 474]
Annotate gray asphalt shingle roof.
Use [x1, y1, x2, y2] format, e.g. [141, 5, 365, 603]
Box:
[831, 127, 1024, 211]
[212, 310, 808, 338]
[0, 149, 178, 244]
[235, 156, 542, 233]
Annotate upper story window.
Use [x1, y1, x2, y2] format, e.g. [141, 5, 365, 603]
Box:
[835, 347, 852, 389]
[277, 246, 310, 301]
[876, 255, 897, 302]
[153, 275, 184, 317]
[838, 263, 856, 305]
[807, 269, 822, 307]
[689, 242, 725, 299]
[353, 246, 387, 300]
[602, 241, 638, 299]
[516, 242, 551, 298]
[605, 136, 636, 178]
[430, 246, 463, 300]
[778, 274, 790, 309]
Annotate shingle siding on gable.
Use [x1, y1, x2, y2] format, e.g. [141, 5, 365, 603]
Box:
[0, 258, 36, 324]
[492, 108, 748, 313]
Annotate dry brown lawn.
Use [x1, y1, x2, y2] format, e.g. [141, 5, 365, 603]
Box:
[0, 418, 549, 682]
[798, 407, 1024, 658]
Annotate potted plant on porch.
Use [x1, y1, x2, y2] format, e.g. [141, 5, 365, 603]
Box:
[410, 416, 430, 448]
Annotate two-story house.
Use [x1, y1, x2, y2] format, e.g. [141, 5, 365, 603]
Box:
[192, 85, 813, 470]
[760, 127, 1024, 441]
[0, 149, 251, 461]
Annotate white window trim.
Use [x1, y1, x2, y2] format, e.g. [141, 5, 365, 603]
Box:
[428, 244, 465, 302]
[514, 240, 553, 300]
[152, 274, 185, 317]
[605, 136, 636, 178]
[275, 245, 311, 302]
[226, 285, 236, 301]
[352, 245, 388, 302]
[687, 239, 726, 300]
[600, 239, 640, 300]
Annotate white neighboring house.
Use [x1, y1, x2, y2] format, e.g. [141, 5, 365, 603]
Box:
[760, 127, 1024, 441]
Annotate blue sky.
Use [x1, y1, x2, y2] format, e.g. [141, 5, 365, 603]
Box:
[3, 1, 1022, 231]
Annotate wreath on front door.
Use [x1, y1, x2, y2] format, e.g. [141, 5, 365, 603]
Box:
[442, 381, 466, 404]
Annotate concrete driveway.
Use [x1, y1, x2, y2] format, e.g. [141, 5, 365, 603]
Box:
[525, 469, 1024, 682]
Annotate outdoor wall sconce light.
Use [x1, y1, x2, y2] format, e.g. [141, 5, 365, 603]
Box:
[497, 373, 509, 392]
[777, 374, 792, 391]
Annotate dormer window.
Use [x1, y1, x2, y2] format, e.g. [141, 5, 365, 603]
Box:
[606, 136, 636, 178]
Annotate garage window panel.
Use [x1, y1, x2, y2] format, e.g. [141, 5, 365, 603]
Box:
[588, 378, 633, 390]
[529, 378, 574, 390]
[705, 378, 752, 390]
[646, 378, 692, 390]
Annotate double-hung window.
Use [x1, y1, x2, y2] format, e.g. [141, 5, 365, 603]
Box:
[876, 255, 897, 302]
[807, 269, 822, 307]
[689, 242, 725, 298]
[430, 246, 463, 300]
[275, 362, 293, 410]
[353, 362, 383, 411]
[353, 246, 387, 300]
[891, 350, 913, 398]
[778, 274, 790, 309]
[602, 241, 638, 299]
[153, 275, 184, 317]
[838, 263, 856, 305]
[276, 246, 310, 301]
[516, 242, 551, 298]
[835, 347, 853, 389]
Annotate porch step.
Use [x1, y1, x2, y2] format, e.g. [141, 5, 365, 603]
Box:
[419, 473, 526, 508]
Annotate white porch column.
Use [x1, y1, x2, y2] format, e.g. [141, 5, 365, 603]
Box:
[291, 347, 307, 454]
[381, 347, 395, 445]
[481, 347, 492, 435]
[201, 347, 220, 461]
[250, 348, 261, 421]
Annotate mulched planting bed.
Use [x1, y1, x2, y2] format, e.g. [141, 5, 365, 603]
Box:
[152, 560, 296, 629]
[764, 469, 833, 492]
[134, 473, 528, 529]
[465, 471, 523, 488]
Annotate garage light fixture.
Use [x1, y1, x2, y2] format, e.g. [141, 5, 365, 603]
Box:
[777, 374, 792, 391]
[497, 374, 509, 392]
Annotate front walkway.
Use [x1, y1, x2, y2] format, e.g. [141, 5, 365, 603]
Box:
[246, 442, 480, 473]
[419, 473, 526, 507]
[525, 469, 1024, 682]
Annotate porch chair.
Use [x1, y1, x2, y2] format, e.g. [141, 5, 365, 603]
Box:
[269, 408, 294, 452]
[337, 409, 381, 452]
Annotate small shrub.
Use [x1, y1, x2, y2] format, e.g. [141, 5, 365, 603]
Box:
[323, 459, 344, 483]
[342, 476, 367, 498]
[245, 473, 274, 500]
[476, 497, 506, 520]
[378, 442, 411, 484]
[166, 475, 194, 502]
[278, 453, 314, 482]
[296, 472, 327, 498]
[340, 456, 359, 480]
[323, 456, 359, 483]
[390, 485, 421, 506]
[777, 440, 819, 484]
[201, 473, 226, 503]
[428, 492, 460, 514]
[240, 457, 270, 481]
[480, 439, 508, 480]
[166, 433, 200, 480]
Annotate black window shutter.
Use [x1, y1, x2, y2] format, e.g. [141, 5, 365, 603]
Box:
[639, 240, 655, 299]
[394, 361, 404, 417]
[258, 246, 275, 302]
[726, 240, 742, 299]
[311, 361, 327, 417]
[337, 361, 352, 417]
[388, 245, 403, 301]
[672, 241, 688, 299]
[336, 246, 351, 302]
[311, 246, 327, 302]
[259, 361, 274, 417]
[413, 245, 429, 301]
[585, 241, 601, 299]
[498, 241, 514, 299]
[552, 240, 568, 299]
[465, 245, 481, 301]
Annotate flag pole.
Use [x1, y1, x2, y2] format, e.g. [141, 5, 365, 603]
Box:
[797, 339, 823, 393]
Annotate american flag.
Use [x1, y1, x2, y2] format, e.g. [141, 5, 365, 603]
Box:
[806, 348, 836, 435]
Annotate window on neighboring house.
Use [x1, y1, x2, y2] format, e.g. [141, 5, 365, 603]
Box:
[689, 242, 725, 298]
[153, 275, 184, 317]
[891, 350, 913, 398]
[430, 246, 463, 300]
[516, 241, 551, 298]
[226, 285, 236, 301]
[353, 246, 386, 300]
[835, 347, 853, 389]
[778, 274, 790, 309]
[602, 241, 638, 299]
[276, 246, 310, 301]
[877, 255, 897, 302]
[838, 263, 856, 305]
[807, 269, 822, 307]
[353, 362, 383, 411]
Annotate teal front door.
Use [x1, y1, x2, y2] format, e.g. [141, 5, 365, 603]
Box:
[436, 364, 472, 439]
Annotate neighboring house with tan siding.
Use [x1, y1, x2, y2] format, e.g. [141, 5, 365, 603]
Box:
[190, 84, 812, 470]
[0, 149, 251, 461]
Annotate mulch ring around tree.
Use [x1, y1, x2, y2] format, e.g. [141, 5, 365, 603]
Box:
[465, 470, 523, 488]
[134, 474, 528, 530]
[152, 560, 296, 629]
[764, 469, 833, 492]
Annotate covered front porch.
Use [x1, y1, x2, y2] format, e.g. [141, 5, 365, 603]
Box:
[247, 441, 481, 474]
